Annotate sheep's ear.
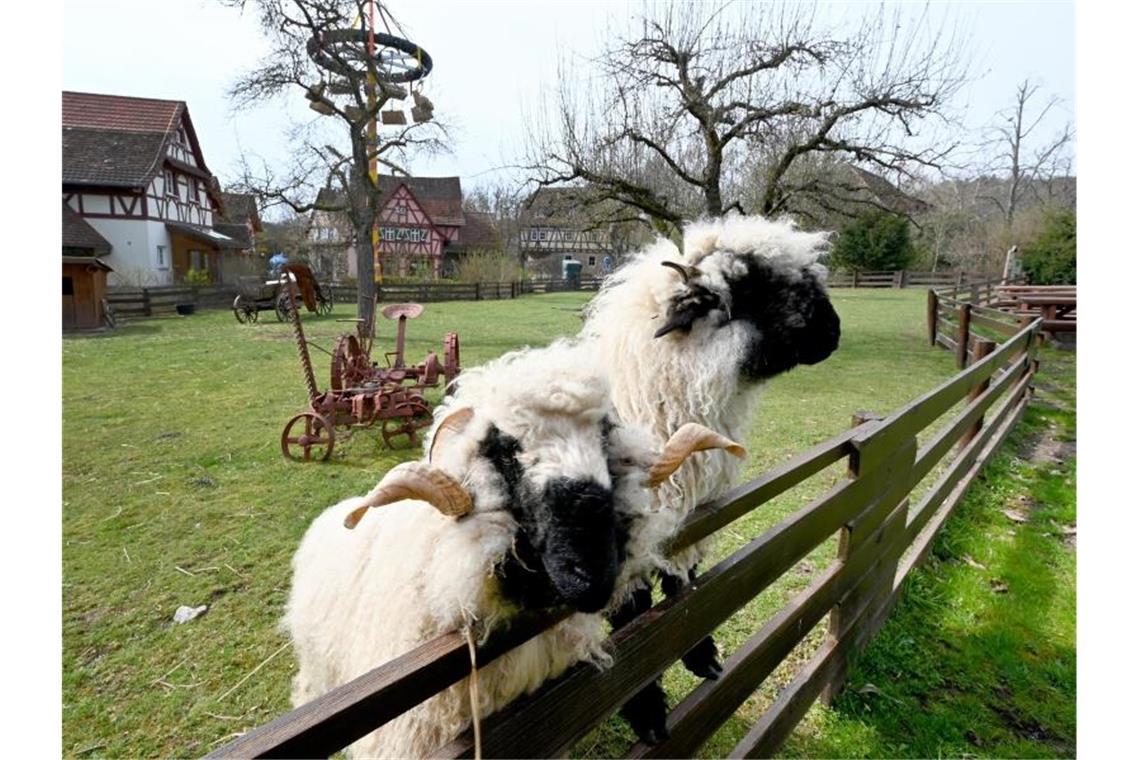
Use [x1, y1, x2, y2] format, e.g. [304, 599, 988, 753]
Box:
[344, 462, 473, 529]
[653, 285, 722, 339]
[643, 423, 747, 487]
[429, 406, 475, 464]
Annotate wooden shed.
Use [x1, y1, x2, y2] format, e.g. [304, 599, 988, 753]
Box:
[62, 203, 114, 330]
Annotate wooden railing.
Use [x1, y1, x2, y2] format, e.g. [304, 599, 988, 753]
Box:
[209, 317, 1042, 759]
[828, 269, 992, 289]
[106, 285, 237, 317]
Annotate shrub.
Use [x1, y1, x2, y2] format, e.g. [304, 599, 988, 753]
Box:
[184, 268, 211, 286]
[830, 210, 916, 271]
[454, 251, 525, 283]
[1020, 208, 1076, 285]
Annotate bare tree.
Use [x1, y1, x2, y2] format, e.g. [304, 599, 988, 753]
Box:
[224, 0, 448, 321]
[524, 1, 969, 237]
[981, 79, 1074, 241]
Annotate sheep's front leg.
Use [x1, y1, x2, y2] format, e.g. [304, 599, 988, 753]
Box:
[661, 567, 724, 680]
[609, 586, 670, 745]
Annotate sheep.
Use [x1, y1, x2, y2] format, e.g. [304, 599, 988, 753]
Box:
[579, 214, 841, 743]
[282, 340, 744, 758]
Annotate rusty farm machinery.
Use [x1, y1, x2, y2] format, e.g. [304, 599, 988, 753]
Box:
[279, 280, 461, 461]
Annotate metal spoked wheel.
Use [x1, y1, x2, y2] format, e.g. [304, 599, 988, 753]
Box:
[380, 399, 431, 449]
[275, 292, 294, 323]
[281, 412, 335, 462]
[233, 296, 258, 324]
[317, 294, 334, 317]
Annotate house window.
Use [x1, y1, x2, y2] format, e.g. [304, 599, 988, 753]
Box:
[588, 255, 596, 266]
[564, 255, 572, 261]
[165, 170, 176, 197]
[190, 180, 200, 203]
[190, 250, 202, 270]
[63, 277, 74, 296]
[156, 245, 168, 269]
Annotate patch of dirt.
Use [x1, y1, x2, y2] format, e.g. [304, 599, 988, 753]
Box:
[1026, 435, 1075, 465]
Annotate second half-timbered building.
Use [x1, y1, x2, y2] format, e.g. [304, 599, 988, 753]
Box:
[308, 176, 494, 281]
[519, 188, 616, 278]
[62, 91, 243, 286]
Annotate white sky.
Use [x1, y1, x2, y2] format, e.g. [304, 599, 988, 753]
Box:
[61, 0, 1076, 199]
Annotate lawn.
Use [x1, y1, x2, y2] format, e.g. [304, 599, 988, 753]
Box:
[61, 289, 1074, 757]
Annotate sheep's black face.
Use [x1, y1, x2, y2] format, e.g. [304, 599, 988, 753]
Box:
[480, 425, 624, 613]
[655, 257, 840, 381]
[728, 260, 840, 379]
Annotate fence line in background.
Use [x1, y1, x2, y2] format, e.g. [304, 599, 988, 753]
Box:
[209, 309, 1042, 759]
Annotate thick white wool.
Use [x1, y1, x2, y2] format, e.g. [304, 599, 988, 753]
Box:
[581, 215, 831, 568]
[284, 341, 670, 758]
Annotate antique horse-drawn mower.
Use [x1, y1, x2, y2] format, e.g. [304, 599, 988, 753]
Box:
[233, 263, 334, 323]
[279, 282, 461, 461]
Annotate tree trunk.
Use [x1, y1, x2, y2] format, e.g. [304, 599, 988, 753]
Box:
[354, 220, 376, 323]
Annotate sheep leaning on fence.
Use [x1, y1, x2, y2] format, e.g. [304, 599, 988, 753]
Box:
[579, 214, 842, 743]
[283, 341, 745, 758]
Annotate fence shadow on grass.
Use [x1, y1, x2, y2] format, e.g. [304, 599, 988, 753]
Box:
[781, 412, 1075, 758]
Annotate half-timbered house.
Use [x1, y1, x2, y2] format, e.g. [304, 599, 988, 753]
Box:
[518, 188, 615, 278]
[307, 176, 485, 281]
[62, 91, 242, 286]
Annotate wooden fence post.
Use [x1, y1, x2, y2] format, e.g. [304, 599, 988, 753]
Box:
[142, 288, 152, 317]
[927, 290, 938, 347]
[956, 303, 971, 369]
[474, 282, 482, 301]
[892, 270, 903, 288]
[899, 270, 909, 288]
[957, 270, 966, 288]
[822, 412, 914, 704]
[852, 270, 860, 288]
[959, 339, 996, 449]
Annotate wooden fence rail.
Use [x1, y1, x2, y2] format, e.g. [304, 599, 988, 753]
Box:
[209, 313, 1042, 758]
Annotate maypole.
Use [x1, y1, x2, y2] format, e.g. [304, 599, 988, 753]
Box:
[368, 1, 381, 284]
[303, 4, 434, 316]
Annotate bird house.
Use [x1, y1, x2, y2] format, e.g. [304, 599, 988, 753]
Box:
[381, 109, 408, 125]
[411, 104, 433, 123]
[328, 78, 356, 95]
[309, 100, 336, 116]
[344, 106, 365, 121]
[378, 82, 407, 100]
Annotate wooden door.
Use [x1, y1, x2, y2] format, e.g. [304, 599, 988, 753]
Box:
[62, 275, 77, 329]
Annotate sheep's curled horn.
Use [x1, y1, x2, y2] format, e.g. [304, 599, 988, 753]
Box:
[660, 260, 701, 282]
[644, 423, 747, 488]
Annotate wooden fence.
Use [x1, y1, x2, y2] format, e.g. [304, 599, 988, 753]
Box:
[209, 315, 1042, 758]
[828, 269, 993, 289]
[928, 281, 1073, 361]
[108, 278, 607, 318]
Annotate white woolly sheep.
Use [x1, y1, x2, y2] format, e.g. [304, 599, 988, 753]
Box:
[283, 340, 743, 758]
[579, 214, 841, 742]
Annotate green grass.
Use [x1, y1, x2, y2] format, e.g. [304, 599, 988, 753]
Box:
[61, 290, 1074, 758]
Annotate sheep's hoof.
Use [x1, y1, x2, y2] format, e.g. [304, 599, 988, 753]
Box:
[682, 635, 723, 680]
[620, 682, 670, 746]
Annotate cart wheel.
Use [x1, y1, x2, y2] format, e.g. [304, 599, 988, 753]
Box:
[331, 334, 367, 390]
[281, 412, 335, 461]
[317, 294, 334, 316]
[233, 296, 257, 324]
[275, 292, 294, 323]
[380, 399, 431, 449]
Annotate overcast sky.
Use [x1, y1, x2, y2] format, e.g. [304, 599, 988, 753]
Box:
[62, 0, 1075, 200]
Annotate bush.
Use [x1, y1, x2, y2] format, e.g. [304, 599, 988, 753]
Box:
[454, 251, 525, 283]
[830, 211, 917, 271]
[184, 268, 211, 286]
[1020, 209, 1076, 285]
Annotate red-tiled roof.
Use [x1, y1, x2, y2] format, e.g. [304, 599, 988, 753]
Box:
[378, 176, 464, 227]
[461, 211, 501, 250]
[62, 91, 216, 193]
[62, 91, 182, 134]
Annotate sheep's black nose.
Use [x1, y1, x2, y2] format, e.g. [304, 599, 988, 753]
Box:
[538, 478, 619, 612]
[797, 297, 840, 365]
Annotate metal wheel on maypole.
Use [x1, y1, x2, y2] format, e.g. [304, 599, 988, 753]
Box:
[303, 2, 435, 287]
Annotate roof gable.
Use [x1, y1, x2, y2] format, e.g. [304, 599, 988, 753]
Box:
[62, 91, 215, 189]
